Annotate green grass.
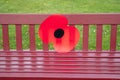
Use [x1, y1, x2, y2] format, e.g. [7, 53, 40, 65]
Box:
[0, 0, 120, 13]
[0, 0, 120, 50]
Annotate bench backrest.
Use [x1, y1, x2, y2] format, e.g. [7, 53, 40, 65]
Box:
[0, 14, 120, 52]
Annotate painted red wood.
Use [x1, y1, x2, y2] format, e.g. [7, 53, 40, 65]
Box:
[2, 25, 11, 71]
[109, 25, 117, 74]
[69, 24, 75, 51]
[83, 24, 89, 51]
[15, 24, 24, 72]
[0, 14, 120, 24]
[18, 56, 24, 72]
[1, 58, 120, 63]
[43, 43, 48, 51]
[96, 24, 103, 51]
[0, 73, 120, 80]
[29, 24, 37, 70]
[0, 14, 120, 80]
[2, 24, 10, 50]
[96, 25, 103, 73]
[0, 52, 120, 79]
[29, 24, 36, 50]
[0, 50, 119, 53]
[16, 25, 24, 71]
[110, 24, 117, 51]
[1, 67, 120, 70]
[16, 24, 22, 50]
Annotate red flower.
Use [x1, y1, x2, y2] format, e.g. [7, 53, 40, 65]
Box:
[38, 14, 80, 52]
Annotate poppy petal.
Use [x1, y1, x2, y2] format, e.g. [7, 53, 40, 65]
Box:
[38, 14, 68, 44]
[38, 14, 80, 52]
[53, 26, 80, 52]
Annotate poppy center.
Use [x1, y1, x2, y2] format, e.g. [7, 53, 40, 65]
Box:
[54, 28, 64, 38]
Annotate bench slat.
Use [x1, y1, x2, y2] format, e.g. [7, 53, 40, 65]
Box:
[0, 67, 120, 71]
[1, 59, 120, 63]
[0, 71, 120, 74]
[29, 25, 37, 70]
[110, 24, 117, 51]
[15, 24, 24, 71]
[29, 24, 36, 50]
[69, 24, 75, 51]
[0, 14, 120, 24]
[0, 63, 120, 66]
[16, 24, 22, 50]
[0, 73, 120, 79]
[2, 24, 10, 51]
[43, 43, 48, 51]
[83, 24, 89, 51]
[96, 24, 103, 51]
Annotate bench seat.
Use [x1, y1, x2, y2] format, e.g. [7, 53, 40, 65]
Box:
[0, 50, 120, 79]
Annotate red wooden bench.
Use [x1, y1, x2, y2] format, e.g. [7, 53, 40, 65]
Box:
[0, 14, 120, 80]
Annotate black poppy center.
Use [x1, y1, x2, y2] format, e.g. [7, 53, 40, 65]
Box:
[54, 28, 64, 38]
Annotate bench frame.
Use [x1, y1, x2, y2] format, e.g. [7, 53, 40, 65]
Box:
[0, 14, 120, 80]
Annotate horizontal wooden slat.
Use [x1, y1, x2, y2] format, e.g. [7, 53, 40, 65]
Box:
[0, 71, 120, 74]
[0, 54, 120, 58]
[0, 50, 120, 53]
[0, 73, 120, 79]
[0, 67, 120, 71]
[0, 73, 119, 79]
[0, 14, 120, 24]
[2, 24, 10, 50]
[0, 70, 120, 74]
[0, 63, 120, 67]
[0, 59, 119, 63]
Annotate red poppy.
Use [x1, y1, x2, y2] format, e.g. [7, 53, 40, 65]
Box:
[38, 14, 80, 52]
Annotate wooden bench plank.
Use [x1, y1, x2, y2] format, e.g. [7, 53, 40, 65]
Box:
[96, 24, 103, 51]
[16, 24, 22, 50]
[29, 24, 36, 51]
[0, 73, 120, 79]
[110, 24, 117, 51]
[0, 14, 120, 24]
[83, 24, 89, 51]
[2, 24, 10, 51]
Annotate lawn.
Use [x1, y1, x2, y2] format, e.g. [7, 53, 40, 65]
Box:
[0, 0, 120, 50]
